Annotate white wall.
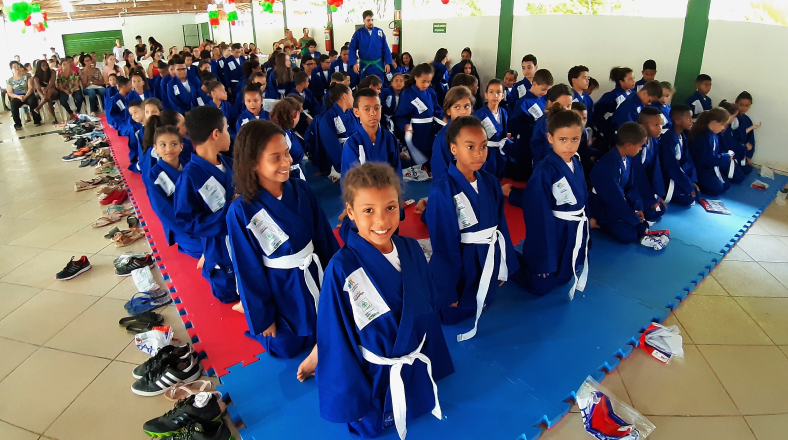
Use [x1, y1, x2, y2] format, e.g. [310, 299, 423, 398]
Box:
[701, 20, 788, 171]
[509, 15, 686, 102]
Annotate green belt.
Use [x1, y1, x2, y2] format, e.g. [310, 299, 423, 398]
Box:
[359, 58, 383, 75]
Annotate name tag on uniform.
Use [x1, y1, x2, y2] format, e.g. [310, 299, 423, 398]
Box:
[247, 208, 289, 255]
[196, 97, 205, 106]
[241, 118, 249, 126]
[219, 60, 225, 68]
[228, 62, 236, 71]
[378, 30, 383, 37]
[386, 95, 393, 107]
[344, 268, 391, 331]
[615, 95, 626, 107]
[517, 84, 526, 98]
[731, 118, 739, 130]
[636, 84, 644, 92]
[386, 72, 393, 81]
[173, 85, 180, 96]
[453, 191, 479, 230]
[480, 117, 497, 139]
[154, 172, 175, 196]
[552, 177, 577, 206]
[198, 176, 226, 213]
[116, 100, 125, 111]
[411, 97, 427, 114]
[660, 113, 668, 127]
[527, 103, 543, 120]
[334, 116, 346, 133]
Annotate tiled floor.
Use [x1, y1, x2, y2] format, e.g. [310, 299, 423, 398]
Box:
[1, 112, 787, 440]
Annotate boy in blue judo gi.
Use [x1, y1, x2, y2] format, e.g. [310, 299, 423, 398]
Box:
[223, 43, 246, 98]
[569, 65, 594, 128]
[513, 109, 589, 298]
[510, 54, 538, 111]
[659, 104, 699, 205]
[634, 106, 667, 221]
[508, 68, 553, 181]
[108, 76, 133, 137]
[589, 122, 669, 250]
[611, 80, 662, 130]
[685, 74, 713, 121]
[635, 59, 657, 92]
[166, 56, 209, 115]
[732, 91, 761, 164]
[174, 106, 239, 303]
[317, 162, 454, 439]
[227, 120, 339, 381]
[473, 79, 512, 179]
[348, 10, 393, 83]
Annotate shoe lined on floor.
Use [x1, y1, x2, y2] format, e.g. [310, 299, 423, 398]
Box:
[132, 344, 193, 379]
[132, 354, 201, 396]
[142, 392, 224, 438]
[115, 254, 155, 276]
[55, 256, 92, 280]
[164, 380, 216, 403]
[167, 420, 233, 440]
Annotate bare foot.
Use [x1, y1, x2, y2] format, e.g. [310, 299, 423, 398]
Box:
[589, 218, 600, 229]
[501, 183, 513, 198]
[232, 301, 244, 313]
[414, 199, 427, 215]
[196, 254, 205, 270]
[297, 346, 318, 382]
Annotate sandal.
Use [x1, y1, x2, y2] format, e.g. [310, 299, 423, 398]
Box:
[125, 322, 154, 333]
[103, 226, 130, 239]
[124, 292, 172, 315]
[113, 229, 144, 247]
[119, 311, 164, 326]
[91, 211, 126, 228]
[127, 216, 140, 229]
[163, 380, 217, 403]
[74, 177, 105, 192]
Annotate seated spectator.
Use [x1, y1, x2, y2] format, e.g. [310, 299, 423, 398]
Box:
[57, 58, 86, 118]
[33, 59, 59, 124]
[6, 61, 41, 130]
[80, 54, 106, 115]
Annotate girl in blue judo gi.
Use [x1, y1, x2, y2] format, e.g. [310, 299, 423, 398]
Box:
[270, 97, 308, 180]
[174, 106, 239, 304]
[473, 79, 512, 179]
[394, 63, 446, 168]
[513, 110, 590, 298]
[689, 107, 737, 196]
[236, 83, 269, 134]
[430, 86, 475, 184]
[425, 116, 519, 340]
[317, 162, 454, 439]
[140, 122, 202, 259]
[227, 120, 339, 381]
[317, 83, 358, 180]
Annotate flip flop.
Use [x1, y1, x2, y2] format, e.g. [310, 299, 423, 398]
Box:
[91, 211, 126, 228]
[119, 311, 164, 326]
[113, 230, 144, 247]
[163, 380, 218, 403]
[124, 291, 168, 310]
[125, 322, 155, 334]
[125, 293, 172, 315]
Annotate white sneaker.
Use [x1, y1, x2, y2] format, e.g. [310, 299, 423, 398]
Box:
[640, 235, 666, 251]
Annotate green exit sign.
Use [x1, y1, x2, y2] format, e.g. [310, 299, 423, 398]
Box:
[433, 23, 447, 33]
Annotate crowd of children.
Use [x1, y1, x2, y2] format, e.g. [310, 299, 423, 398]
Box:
[97, 23, 763, 437]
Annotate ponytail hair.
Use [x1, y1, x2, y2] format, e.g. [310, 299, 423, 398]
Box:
[609, 67, 633, 87]
[545, 83, 572, 115]
[717, 99, 738, 116]
[326, 83, 351, 109]
[690, 107, 730, 141]
[143, 110, 182, 151]
[404, 63, 434, 89]
[152, 126, 182, 148]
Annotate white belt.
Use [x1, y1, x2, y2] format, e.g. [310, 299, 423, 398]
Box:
[359, 335, 442, 440]
[728, 157, 735, 179]
[486, 139, 506, 150]
[290, 163, 306, 180]
[457, 226, 508, 341]
[552, 209, 589, 300]
[261, 241, 322, 311]
[411, 117, 433, 124]
[665, 179, 675, 203]
[404, 131, 428, 165]
[339, 137, 348, 144]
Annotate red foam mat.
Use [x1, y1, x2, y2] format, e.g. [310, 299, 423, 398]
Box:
[101, 118, 264, 377]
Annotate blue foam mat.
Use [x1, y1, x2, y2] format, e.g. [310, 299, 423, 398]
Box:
[217, 166, 786, 440]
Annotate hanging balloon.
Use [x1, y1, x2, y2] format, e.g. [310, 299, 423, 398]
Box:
[330, 5, 337, 11]
[441, 0, 449, 3]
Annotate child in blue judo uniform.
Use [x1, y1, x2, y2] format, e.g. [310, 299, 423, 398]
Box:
[508, 68, 553, 180]
[633, 107, 667, 221]
[651, 81, 673, 134]
[589, 122, 669, 250]
[166, 56, 209, 115]
[659, 105, 699, 206]
[393, 63, 446, 167]
[108, 76, 132, 137]
[718, 100, 752, 179]
[348, 10, 393, 83]
[689, 107, 738, 196]
[569, 65, 594, 127]
[226, 120, 339, 381]
[126, 100, 144, 173]
[317, 162, 454, 439]
[474, 79, 512, 179]
[236, 83, 269, 135]
[174, 106, 239, 304]
[611, 80, 662, 129]
[205, 80, 238, 140]
[592, 67, 634, 151]
[317, 83, 359, 178]
[513, 110, 589, 298]
[685, 74, 713, 121]
[269, 96, 308, 180]
[431, 86, 475, 183]
[732, 91, 760, 166]
[141, 121, 202, 259]
[426, 116, 519, 340]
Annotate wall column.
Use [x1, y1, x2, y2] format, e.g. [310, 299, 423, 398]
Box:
[674, 0, 711, 103]
[495, 0, 514, 78]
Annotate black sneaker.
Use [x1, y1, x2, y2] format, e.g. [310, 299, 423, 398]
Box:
[132, 354, 201, 396]
[143, 392, 223, 438]
[115, 254, 155, 277]
[55, 256, 92, 280]
[132, 344, 193, 379]
[171, 420, 233, 440]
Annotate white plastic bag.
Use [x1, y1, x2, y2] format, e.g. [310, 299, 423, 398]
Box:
[131, 265, 163, 294]
[639, 323, 684, 364]
[417, 238, 433, 262]
[760, 165, 775, 180]
[135, 327, 173, 356]
[576, 376, 656, 439]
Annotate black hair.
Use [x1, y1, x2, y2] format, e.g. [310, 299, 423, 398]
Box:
[401, 52, 415, 71]
[462, 47, 472, 56]
[308, 41, 317, 48]
[616, 122, 647, 146]
[242, 60, 260, 76]
[243, 82, 264, 97]
[130, 71, 149, 90]
[328, 49, 338, 57]
[404, 63, 434, 88]
[446, 115, 484, 147]
[158, 60, 168, 70]
[143, 110, 182, 150]
[588, 77, 599, 89]
[301, 54, 313, 64]
[294, 71, 309, 85]
[362, 9, 374, 19]
[609, 67, 633, 86]
[458, 59, 474, 74]
[233, 120, 286, 203]
[136, 35, 142, 39]
[571, 101, 587, 112]
[533, 69, 554, 86]
[231, 43, 242, 51]
[128, 100, 143, 109]
[204, 80, 224, 94]
[486, 78, 504, 93]
[642, 59, 657, 71]
[326, 83, 351, 109]
[452, 73, 477, 89]
[521, 54, 537, 65]
[354, 87, 379, 108]
[200, 49, 211, 60]
[546, 83, 572, 104]
[331, 71, 346, 82]
[434, 48, 449, 64]
[199, 71, 215, 85]
[567, 65, 589, 84]
[116, 76, 130, 87]
[547, 109, 584, 135]
[696, 74, 712, 83]
[152, 126, 183, 151]
[504, 69, 518, 80]
[637, 106, 662, 124]
[358, 75, 383, 90]
[185, 106, 227, 145]
[172, 56, 184, 65]
[641, 80, 663, 98]
[669, 104, 692, 120]
[736, 91, 753, 103]
[318, 54, 330, 64]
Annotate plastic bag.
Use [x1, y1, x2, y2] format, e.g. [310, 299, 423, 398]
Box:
[760, 165, 775, 180]
[135, 326, 173, 356]
[638, 323, 684, 364]
[576, 376, 656, 439]
[752, 180, 770, 190]
[131, 265, 164, 294]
